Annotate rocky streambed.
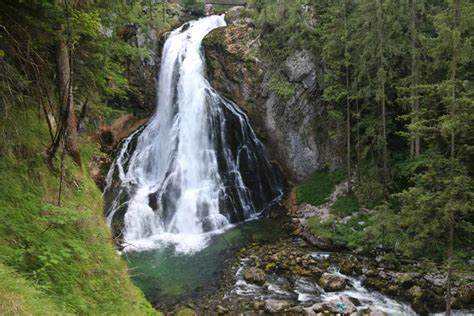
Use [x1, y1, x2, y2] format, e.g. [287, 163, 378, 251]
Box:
[168, 237, 473, 315]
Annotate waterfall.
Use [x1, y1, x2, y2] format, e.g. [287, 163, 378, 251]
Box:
[104, 15, 283, 254]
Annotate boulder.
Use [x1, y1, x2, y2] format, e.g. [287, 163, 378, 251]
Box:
[302, 303, 324, 316]
[325, 295, 357, 314]
[225, 6, 244, 24]
[264, 299, 290, 313]
[204, 3, 214, 16]
[243, 267, 266, 285]
[457, 283, 474, 305]
[319, 273, 348, 292]
[406, 285, 443, 314]
[304, 295, 356, 315]
[423, 273, 446, 288]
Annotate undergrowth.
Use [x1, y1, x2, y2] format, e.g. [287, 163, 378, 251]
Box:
[296, 170, 346, 206]
[331, 194, 360, 217]
[306, 213, 372, 250]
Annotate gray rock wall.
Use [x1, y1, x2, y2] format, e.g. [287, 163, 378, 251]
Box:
[204, 25, 344, 181]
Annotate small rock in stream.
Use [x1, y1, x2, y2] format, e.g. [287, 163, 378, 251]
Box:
[243, 267, 266, 285]
[319, 272, 348, 291]
[264, 299, 290, 313]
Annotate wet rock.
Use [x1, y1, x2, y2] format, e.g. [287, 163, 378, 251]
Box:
[407, 285, 443, 314]
[264, 299, 290, 313]
[253, 300, 265, 310]
[215, 305, 228, 314]
[342, 295, 358, 313]
[363, 268, 378, 278]
[393, 272, 419, 289]
[204, 4, 214, 16]
[305, 295, 356, 314]
[339, 256, 360, 275]
[423, 273, 446, 288]
[363, 306, 387, 316]
[243, 267, 266, 285]
[302, 303, 324, 315]
[319, 273, 348, 292]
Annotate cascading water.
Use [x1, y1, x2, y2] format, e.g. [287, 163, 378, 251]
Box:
[104, 15, 284, 254]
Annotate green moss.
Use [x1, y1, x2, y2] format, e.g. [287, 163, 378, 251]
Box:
[296, 170, 346, 206]
[270, 75, 294, 100]
[332, 194, 360, 217]
[306, 215, 336, 244]
[175, 308, 196, 316]
[0, 108, 158, 315]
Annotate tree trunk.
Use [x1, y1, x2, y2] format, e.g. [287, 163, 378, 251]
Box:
[343, 0, 352, 193]
[446, 1, 459, 314]
[57, 40, 81, 166]
[376, 0, 388, 186]
[356, 98, 361, 183]
[410, 0, 420, 159]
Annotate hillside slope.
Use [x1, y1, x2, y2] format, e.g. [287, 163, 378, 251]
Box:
[0, 108, 157, 315]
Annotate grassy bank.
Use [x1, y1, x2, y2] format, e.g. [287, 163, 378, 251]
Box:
[0, 108, 157, 315]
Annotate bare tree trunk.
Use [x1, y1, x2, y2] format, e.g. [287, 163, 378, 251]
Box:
[446, 207, 453, 316]
[356, 98, 361, 183]
[376, 0, 388, 186]
[410, 0, 420, 159]
[446, 1, 459, 314]
[57, 40, 81, 166]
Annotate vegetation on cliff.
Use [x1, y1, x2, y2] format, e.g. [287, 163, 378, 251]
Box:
[247, 0, 473, 266]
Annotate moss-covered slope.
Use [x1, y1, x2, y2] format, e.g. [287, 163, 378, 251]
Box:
[0, 108, 157, 315]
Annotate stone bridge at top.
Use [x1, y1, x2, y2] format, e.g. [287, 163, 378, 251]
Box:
[205, 0, 247, 6]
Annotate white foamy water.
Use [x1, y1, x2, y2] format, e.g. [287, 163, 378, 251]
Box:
[104, 15, 283, 254]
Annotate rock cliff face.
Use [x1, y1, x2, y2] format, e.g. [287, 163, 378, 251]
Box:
[204, 15, 344, 181]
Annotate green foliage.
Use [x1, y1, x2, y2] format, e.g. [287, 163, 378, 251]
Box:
[306, 213, 372, 250]
[246, 0, 319, 82]
[371, 154, 474, 260]
[270, 75, 294, 100]
[354, 165, 386, 209]
[306, 215, 337, 244]
[332, 194, 359, 217]
[296, 170, 346, 206]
